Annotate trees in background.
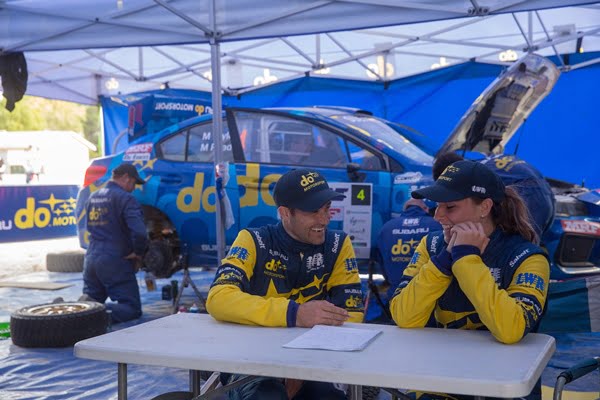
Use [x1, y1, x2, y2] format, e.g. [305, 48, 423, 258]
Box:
[0, 96, 101, 158]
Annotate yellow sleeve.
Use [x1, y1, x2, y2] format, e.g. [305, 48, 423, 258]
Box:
[206, 230, 292, 327]
[452, 253, 549, 344]
[389, 236, 452, 328]
[326, 235, 364, 323]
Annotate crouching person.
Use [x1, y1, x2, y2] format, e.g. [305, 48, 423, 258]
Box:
[206, 169, 364, 400]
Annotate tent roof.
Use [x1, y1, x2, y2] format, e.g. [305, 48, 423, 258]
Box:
[2, 0, 600, 104]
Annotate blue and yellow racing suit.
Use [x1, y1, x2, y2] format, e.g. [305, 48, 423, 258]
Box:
[390, 229, 549, 399]
[207, 222, 364, 327]
[390, 228, 549, 344]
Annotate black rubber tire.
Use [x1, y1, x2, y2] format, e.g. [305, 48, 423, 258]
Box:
[46, 250, 85, 273]
[10, 301, 108, 348]
[362, 386, 381, 400]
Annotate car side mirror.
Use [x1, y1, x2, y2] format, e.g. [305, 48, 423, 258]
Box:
[347, 162, 366, 183]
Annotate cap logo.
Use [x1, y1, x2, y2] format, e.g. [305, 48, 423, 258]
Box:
[299, 172, 325, 192]
[438, 164, 459, 182]
[445, 165, 459, 174]
[472, 185, 486, 194]
[300, 172, 318, 187]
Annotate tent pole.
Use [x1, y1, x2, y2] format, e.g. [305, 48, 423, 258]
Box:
[210, 0, 226, 265]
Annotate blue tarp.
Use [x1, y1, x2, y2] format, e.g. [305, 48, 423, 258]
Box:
[102, 52, 600, 188]
[1, 270, 599, 399]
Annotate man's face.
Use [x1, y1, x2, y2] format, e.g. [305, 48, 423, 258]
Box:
[124, 175, 138, 193]
[281, 201, 332, 245]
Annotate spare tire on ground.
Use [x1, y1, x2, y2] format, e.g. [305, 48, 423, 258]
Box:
[10, 301, 108, 348]
[46, 250, 85, 273]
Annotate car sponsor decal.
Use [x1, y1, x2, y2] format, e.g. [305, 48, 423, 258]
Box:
[393, 171, 423, 184]
[123, 143, 153, 161]
[561, 220, 600, 236]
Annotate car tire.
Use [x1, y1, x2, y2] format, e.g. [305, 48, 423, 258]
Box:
[10, 301, 108, 348]
[46, 250, 85, 273]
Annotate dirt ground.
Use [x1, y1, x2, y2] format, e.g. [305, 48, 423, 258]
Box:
[0, 237, 81, 280]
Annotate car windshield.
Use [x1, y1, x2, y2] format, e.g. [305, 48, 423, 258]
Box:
[331, 114, 433, 165]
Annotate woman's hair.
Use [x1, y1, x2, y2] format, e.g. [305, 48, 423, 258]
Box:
[491, 186, 538, 244]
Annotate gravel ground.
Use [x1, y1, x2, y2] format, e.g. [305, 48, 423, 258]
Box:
[0, 236, 81, 280]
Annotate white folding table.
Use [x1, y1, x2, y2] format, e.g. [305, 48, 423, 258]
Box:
[74, 313, 555, 400]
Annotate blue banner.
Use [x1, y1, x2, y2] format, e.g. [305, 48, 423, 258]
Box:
[0, 185, 81, 243]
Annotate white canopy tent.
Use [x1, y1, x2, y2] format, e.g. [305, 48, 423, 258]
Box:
[1, 1, 599, 104]
[2, 0, 599, 260]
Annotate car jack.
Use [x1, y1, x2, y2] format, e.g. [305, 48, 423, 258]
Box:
[172, 246, 207, 314]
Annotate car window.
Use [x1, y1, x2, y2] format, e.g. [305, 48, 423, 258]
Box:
[346, 140, 383, 171]
[332, 114, 433, 166]
[188, 122, 233, 163]
[234, 111, 347, 168]
[158, 131, 187, 161]
[157, 120, 232, 163]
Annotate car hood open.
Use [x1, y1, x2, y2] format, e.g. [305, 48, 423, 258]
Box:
[437, 53, 560, 156]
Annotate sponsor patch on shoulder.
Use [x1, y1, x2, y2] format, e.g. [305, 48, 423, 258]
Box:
[226, 246, 249, 262]
[515, 273, 545, 292]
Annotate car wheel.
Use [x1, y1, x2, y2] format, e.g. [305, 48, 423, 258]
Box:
[10, 301, 108, 348]
[46, 250, 85, 273]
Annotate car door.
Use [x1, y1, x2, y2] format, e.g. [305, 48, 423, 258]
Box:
[152, 117, 237, 266]
[227, 108, 391, 260]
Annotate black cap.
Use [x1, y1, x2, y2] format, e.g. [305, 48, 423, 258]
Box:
[273, 169, 345, 212]
[412, 160, 505, 203]
[113, 163, 145, 185]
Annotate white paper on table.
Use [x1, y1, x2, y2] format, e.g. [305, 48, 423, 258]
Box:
[283, 325, 382, 352]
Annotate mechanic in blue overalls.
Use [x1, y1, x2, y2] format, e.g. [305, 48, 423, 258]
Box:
[207, 168, 364, 400]
[367, 198, 441, 323]
[81, 163, 148, 323]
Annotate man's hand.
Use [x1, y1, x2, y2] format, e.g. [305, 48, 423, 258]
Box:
[296, 300, 349, 327]
[450, 222, 489, 253]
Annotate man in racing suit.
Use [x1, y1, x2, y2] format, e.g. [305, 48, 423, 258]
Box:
[207, 168, 364, 400]
[367, 198, 441, 323]
[81, 163, 148, 323]
[391, 160, 549, 399]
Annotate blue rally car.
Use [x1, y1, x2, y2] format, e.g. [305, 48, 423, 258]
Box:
[77, 54, 600, 281]
[76, 106, 435, 277]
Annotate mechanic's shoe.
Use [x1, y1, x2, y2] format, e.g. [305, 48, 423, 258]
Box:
[78, 294, 96, 302]
[52, 297, 64, 303]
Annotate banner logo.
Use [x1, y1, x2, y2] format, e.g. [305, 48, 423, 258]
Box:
[14, 194, 77, 229]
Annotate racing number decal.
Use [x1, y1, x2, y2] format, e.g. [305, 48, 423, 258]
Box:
[351, 184, 371, 206]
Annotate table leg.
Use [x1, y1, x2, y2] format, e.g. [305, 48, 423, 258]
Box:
[349, 384, 362, 400]
[190, 370, 201, 396]
[118, 363, 127, 400]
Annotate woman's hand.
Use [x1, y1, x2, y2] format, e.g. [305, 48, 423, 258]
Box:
[450, 222, 489, 253]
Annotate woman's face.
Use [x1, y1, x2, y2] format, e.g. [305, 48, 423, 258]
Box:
[434, 198, 482, 243]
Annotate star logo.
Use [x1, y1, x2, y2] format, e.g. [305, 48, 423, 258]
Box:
[39, 194, 63, 211]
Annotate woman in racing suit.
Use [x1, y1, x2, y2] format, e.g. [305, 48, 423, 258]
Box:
[390, 160, 549, 399]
